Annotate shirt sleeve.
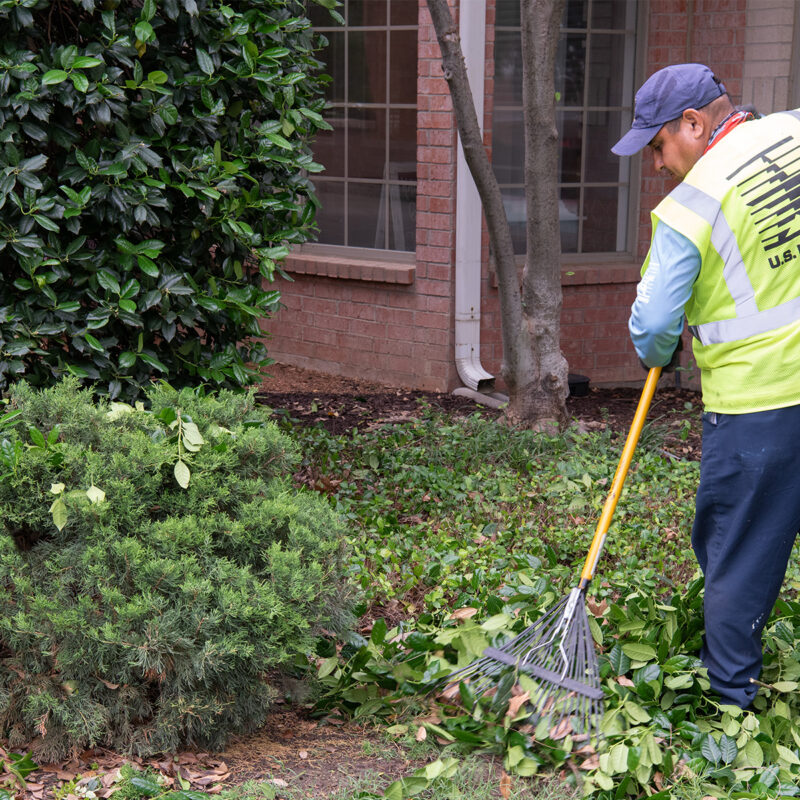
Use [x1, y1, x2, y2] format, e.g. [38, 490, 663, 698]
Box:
[628, 222, 701, 367]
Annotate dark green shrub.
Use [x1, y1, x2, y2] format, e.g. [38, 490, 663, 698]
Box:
[0, 378, 353, 760]
[0, 0, 332, 399]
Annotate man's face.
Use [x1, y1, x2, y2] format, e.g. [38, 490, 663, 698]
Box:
[647, 112, 708, 180]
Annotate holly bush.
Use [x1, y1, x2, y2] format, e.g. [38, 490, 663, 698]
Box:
[0, 0, 333, 399]
[0, 378, 353, 760]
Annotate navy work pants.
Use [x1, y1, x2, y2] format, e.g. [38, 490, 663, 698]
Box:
[692, 404, 800, 708]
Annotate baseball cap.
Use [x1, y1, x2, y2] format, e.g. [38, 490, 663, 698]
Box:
[611, 64, 727, 156]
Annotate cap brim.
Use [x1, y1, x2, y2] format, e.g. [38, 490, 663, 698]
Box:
[611, 123, 663, 156]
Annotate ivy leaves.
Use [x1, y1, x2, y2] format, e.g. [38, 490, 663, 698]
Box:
[0, 0, 330, 399]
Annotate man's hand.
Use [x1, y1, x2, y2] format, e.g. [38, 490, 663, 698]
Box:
[639, 337, 683, 373]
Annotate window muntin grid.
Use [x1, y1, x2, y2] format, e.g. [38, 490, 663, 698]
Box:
[493, 0, 638, 254]
[308, 0, 418, 252]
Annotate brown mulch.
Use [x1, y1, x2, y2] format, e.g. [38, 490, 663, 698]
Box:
[6, 363, 703, 800]
[257, 362, 703, 459]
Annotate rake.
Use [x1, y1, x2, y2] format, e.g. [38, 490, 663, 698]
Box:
[442, 367, 662, 740]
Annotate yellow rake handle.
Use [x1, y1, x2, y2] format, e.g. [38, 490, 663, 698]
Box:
[578, 367, 662, 588]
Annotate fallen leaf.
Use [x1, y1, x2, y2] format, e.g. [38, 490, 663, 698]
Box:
[415, 725, 427, 742]
[505, 691, 530, 719]
[437, 683, 460, 701]
[586, 597, 608, 616]
[549, 718, 573, 740]
[580, 755, 600, 770]
[270, 778, 289, 788]
[451, 607, 478, 621]
[499, 770, 512, 799]
[616, 676, 634, 687]
[298, 750, 308, 760]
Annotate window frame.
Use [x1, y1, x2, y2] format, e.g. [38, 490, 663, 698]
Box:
[492, 0, 647, 260]
[307, 0, 418, 254]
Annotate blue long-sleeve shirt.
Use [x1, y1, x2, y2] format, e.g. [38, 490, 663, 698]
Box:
[629, 221, 702, 367]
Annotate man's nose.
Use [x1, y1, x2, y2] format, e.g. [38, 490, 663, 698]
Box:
[653, 150, 664, 173]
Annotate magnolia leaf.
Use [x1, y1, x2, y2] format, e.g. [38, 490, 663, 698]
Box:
[607, 643, 631, 675]
[182, 421, 204, 448]
[42, 69, 69, 85]
[739, 739, 764, 768]
[174, 459, 190, 488]
[718, 733, 738, 764]
[86, 485, 105, 504]
[621, 642, 657, 662]
[700, 733, 722, 764]
[776, 743, 800, 766]
[50, 497, 68, 531]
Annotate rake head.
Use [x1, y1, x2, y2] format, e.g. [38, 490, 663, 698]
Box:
[440, 587, 604, 740]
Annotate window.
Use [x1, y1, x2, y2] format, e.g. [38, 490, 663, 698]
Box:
[493, 0, 638, 254]
[307, 0, 418, 252]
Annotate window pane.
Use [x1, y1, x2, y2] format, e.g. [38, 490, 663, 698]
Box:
[558, 111, 582, 183]
[349, 31, 386, 103]
[496, 0, 520, 28]
[312, 122, 346, 178]
[592, 0, 633, 30]
[314, 181, 346, 246]
[307, 2, 335, 28]
[584, 110, 628, 182]
[588, 34, 629, 106]
[348, 183, 386, 248]
[390, 29, 418, 103]
[581, 186, 622, 251]
[388, 108, 417, 172]
[501, 188, 527, 255]
[347, 0, 386, 27]
[564, 0, 588, 28]
[348, 108, 387, 179]
[560, 187, 580, 253]
[391, 0, 417, 26]
[389, 184, 416, 252]
[494, 30, 523, 106]
[308, 3, 417, 252]
[492, 109, 524, 184]
[556, 34, 586, 106]
[319, 31, 345, 103]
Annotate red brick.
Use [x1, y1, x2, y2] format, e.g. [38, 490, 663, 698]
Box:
[349, 319, 387, 338]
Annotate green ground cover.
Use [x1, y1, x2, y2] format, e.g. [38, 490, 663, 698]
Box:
[276, 404, 800, 799]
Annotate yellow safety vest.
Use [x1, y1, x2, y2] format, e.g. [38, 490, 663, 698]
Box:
[648, 109, 800, 414]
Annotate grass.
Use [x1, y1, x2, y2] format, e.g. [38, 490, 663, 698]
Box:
[218, 755, 580, 800]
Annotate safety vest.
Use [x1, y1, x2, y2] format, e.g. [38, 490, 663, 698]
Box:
[648, 109, 800, 414]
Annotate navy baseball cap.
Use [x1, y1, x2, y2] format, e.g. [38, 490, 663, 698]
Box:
[612, 64, 727, 156]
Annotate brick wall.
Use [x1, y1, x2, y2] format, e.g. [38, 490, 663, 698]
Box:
[262, 0, 786, 393]
[261, 0, 460, 391]
[741, 0, 796, 113]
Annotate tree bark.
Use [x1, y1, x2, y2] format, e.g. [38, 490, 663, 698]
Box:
[426, 0, 568, 429]
[516, 0, 569, 425]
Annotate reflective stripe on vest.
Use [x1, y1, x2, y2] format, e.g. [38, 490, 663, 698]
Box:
[670, 182, 761, 345]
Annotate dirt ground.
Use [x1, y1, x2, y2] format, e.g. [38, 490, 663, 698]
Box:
[256, 362, 702, 459]
[9, 363, 703, 800]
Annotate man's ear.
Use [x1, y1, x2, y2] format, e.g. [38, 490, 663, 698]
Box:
[682, 108, 706, 140]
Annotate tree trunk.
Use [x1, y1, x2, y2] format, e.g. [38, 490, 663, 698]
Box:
[514, 0, 569, 425]
[426, 0, 568, 429]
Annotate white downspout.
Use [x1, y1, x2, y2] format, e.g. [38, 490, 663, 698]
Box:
[454, 0, 495, 394]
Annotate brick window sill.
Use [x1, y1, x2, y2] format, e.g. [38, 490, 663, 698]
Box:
[490, 257, 641, 288]
[284, 249, 416, 285]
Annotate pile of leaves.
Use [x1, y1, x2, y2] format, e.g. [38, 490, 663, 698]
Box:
[273, 404, 800, 798]
[0, 378, 353, 761]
